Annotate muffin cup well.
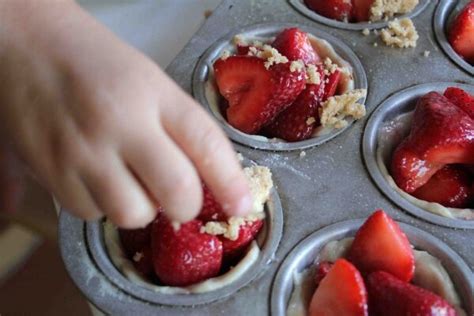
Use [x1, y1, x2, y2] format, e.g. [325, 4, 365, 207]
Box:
[271, 218, 473, 315]
[362, 82, 474, 229]
[288, 0, 430, 31]
[192, 22, 368, 151]
[59, 158, 283, 309]
[434, 0, 474, 76]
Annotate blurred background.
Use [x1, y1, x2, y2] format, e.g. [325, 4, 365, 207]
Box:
[0, 0, 221, 314]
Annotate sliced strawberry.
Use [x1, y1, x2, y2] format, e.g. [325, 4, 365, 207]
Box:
[131, 245, 154, 278]
[119, 224, 152, 258]
[262, 81, 325, 141]
[347, 210, 414, 282]
[412, 165, 472, 208]
[272, 28, 320, 65]
[304, 0, 353, 22]
[353, 0, 375, 22]
[236, 44, 251, 55]
[197, 184, 227, 222]
[314, 261, 333, 287]
[214, 56, 306, 134]
[444, 87, 474, 119]
[391, 144, 444, 193]
[367, 271, 456, 316]
[391, 92, 474, 192]
[449, 1, 474, 65]
[220, 219, 263, 265]
[323, 70, 341, 101]
[268, 62, 307, 117]
[309, 259, 368, 316]
[151, 215, 223, 286]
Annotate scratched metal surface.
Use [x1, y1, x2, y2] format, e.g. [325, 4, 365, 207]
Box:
[59, 0, 474, 315]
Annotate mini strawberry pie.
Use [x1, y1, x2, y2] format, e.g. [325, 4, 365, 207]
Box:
[103, 165, 274, 293]
[287, 210, 467, 315]
[208, 27, 367, 142]
[448, 0, 474, 65]
[303, 0, 419, 23]
[384, 87, 474, 220]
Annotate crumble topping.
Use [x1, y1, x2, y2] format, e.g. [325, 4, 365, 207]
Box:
[306, 64, 321, 85]
[290, 60, 305, 73]
[247, 44, 289, 69]
[370, 0, 419, 21]
[133, 252, 144, 262]
[306, 117, 316, 125]
[233, 34, 247, 46]
[362, 28, 371, 36]
[299, 151, 306, 158]
[380, 18, 419, 48]
[320, 89, 367, 129]
[323, 57, 339, 74]
[220, 50, 231, 60]
[201, 166, 273, 241]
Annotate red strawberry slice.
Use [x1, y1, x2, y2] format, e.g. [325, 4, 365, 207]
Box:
[391, 92, 474, 192]
[272, 28, 320, 65]
[449, 1, 474, 65]
[309, 259, 368, 316]
[197, 184, 227, 222]
[262, 80, 325, 141]
[347, 210, 415, 282]
[391, 144, 444, 193]
[444, 87, 474, 119]
[412, 165, 473, 208]
[304, 0, 353, 22]
[132, 245, 154, 278]
[367, 271, 456, 316]
[151, 215, 223, 286]
[236, 44, 251, 55]
[314, 261, 333, 287]
[119, 224, 152, 258]
[268, 62, 307, 116]
[353, 0, 375, 22]
[220, 219, 263, 264]
[214, 56, 306, 134]
[323, 70, 341, 101]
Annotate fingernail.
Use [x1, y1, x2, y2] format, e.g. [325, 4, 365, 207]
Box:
[234, 193, 253, 217]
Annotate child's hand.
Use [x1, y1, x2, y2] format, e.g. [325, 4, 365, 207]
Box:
[0, 1, 251, 228]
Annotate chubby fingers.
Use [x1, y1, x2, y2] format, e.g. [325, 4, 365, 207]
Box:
[79, 151, 157, 228]
[161, 88, 252, 218]
[123, 124, 203, 223]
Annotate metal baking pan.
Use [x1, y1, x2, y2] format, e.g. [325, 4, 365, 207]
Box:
[59, 0, 474, 314]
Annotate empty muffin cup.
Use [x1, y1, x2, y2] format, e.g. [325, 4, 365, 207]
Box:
[59, 158, 283, 312]
[287, 0, 430, 31]
[192, 22, 368, 151]
[271, 218, 473, 316]
[362, 82, 474, 229]
[434, 0, 474, 75]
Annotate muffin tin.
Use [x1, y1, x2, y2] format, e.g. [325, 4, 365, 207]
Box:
[289, 0, 430, 30]
[59, 0, 474, 314]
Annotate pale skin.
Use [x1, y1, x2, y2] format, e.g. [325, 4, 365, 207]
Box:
[0, 0, 252, 228]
